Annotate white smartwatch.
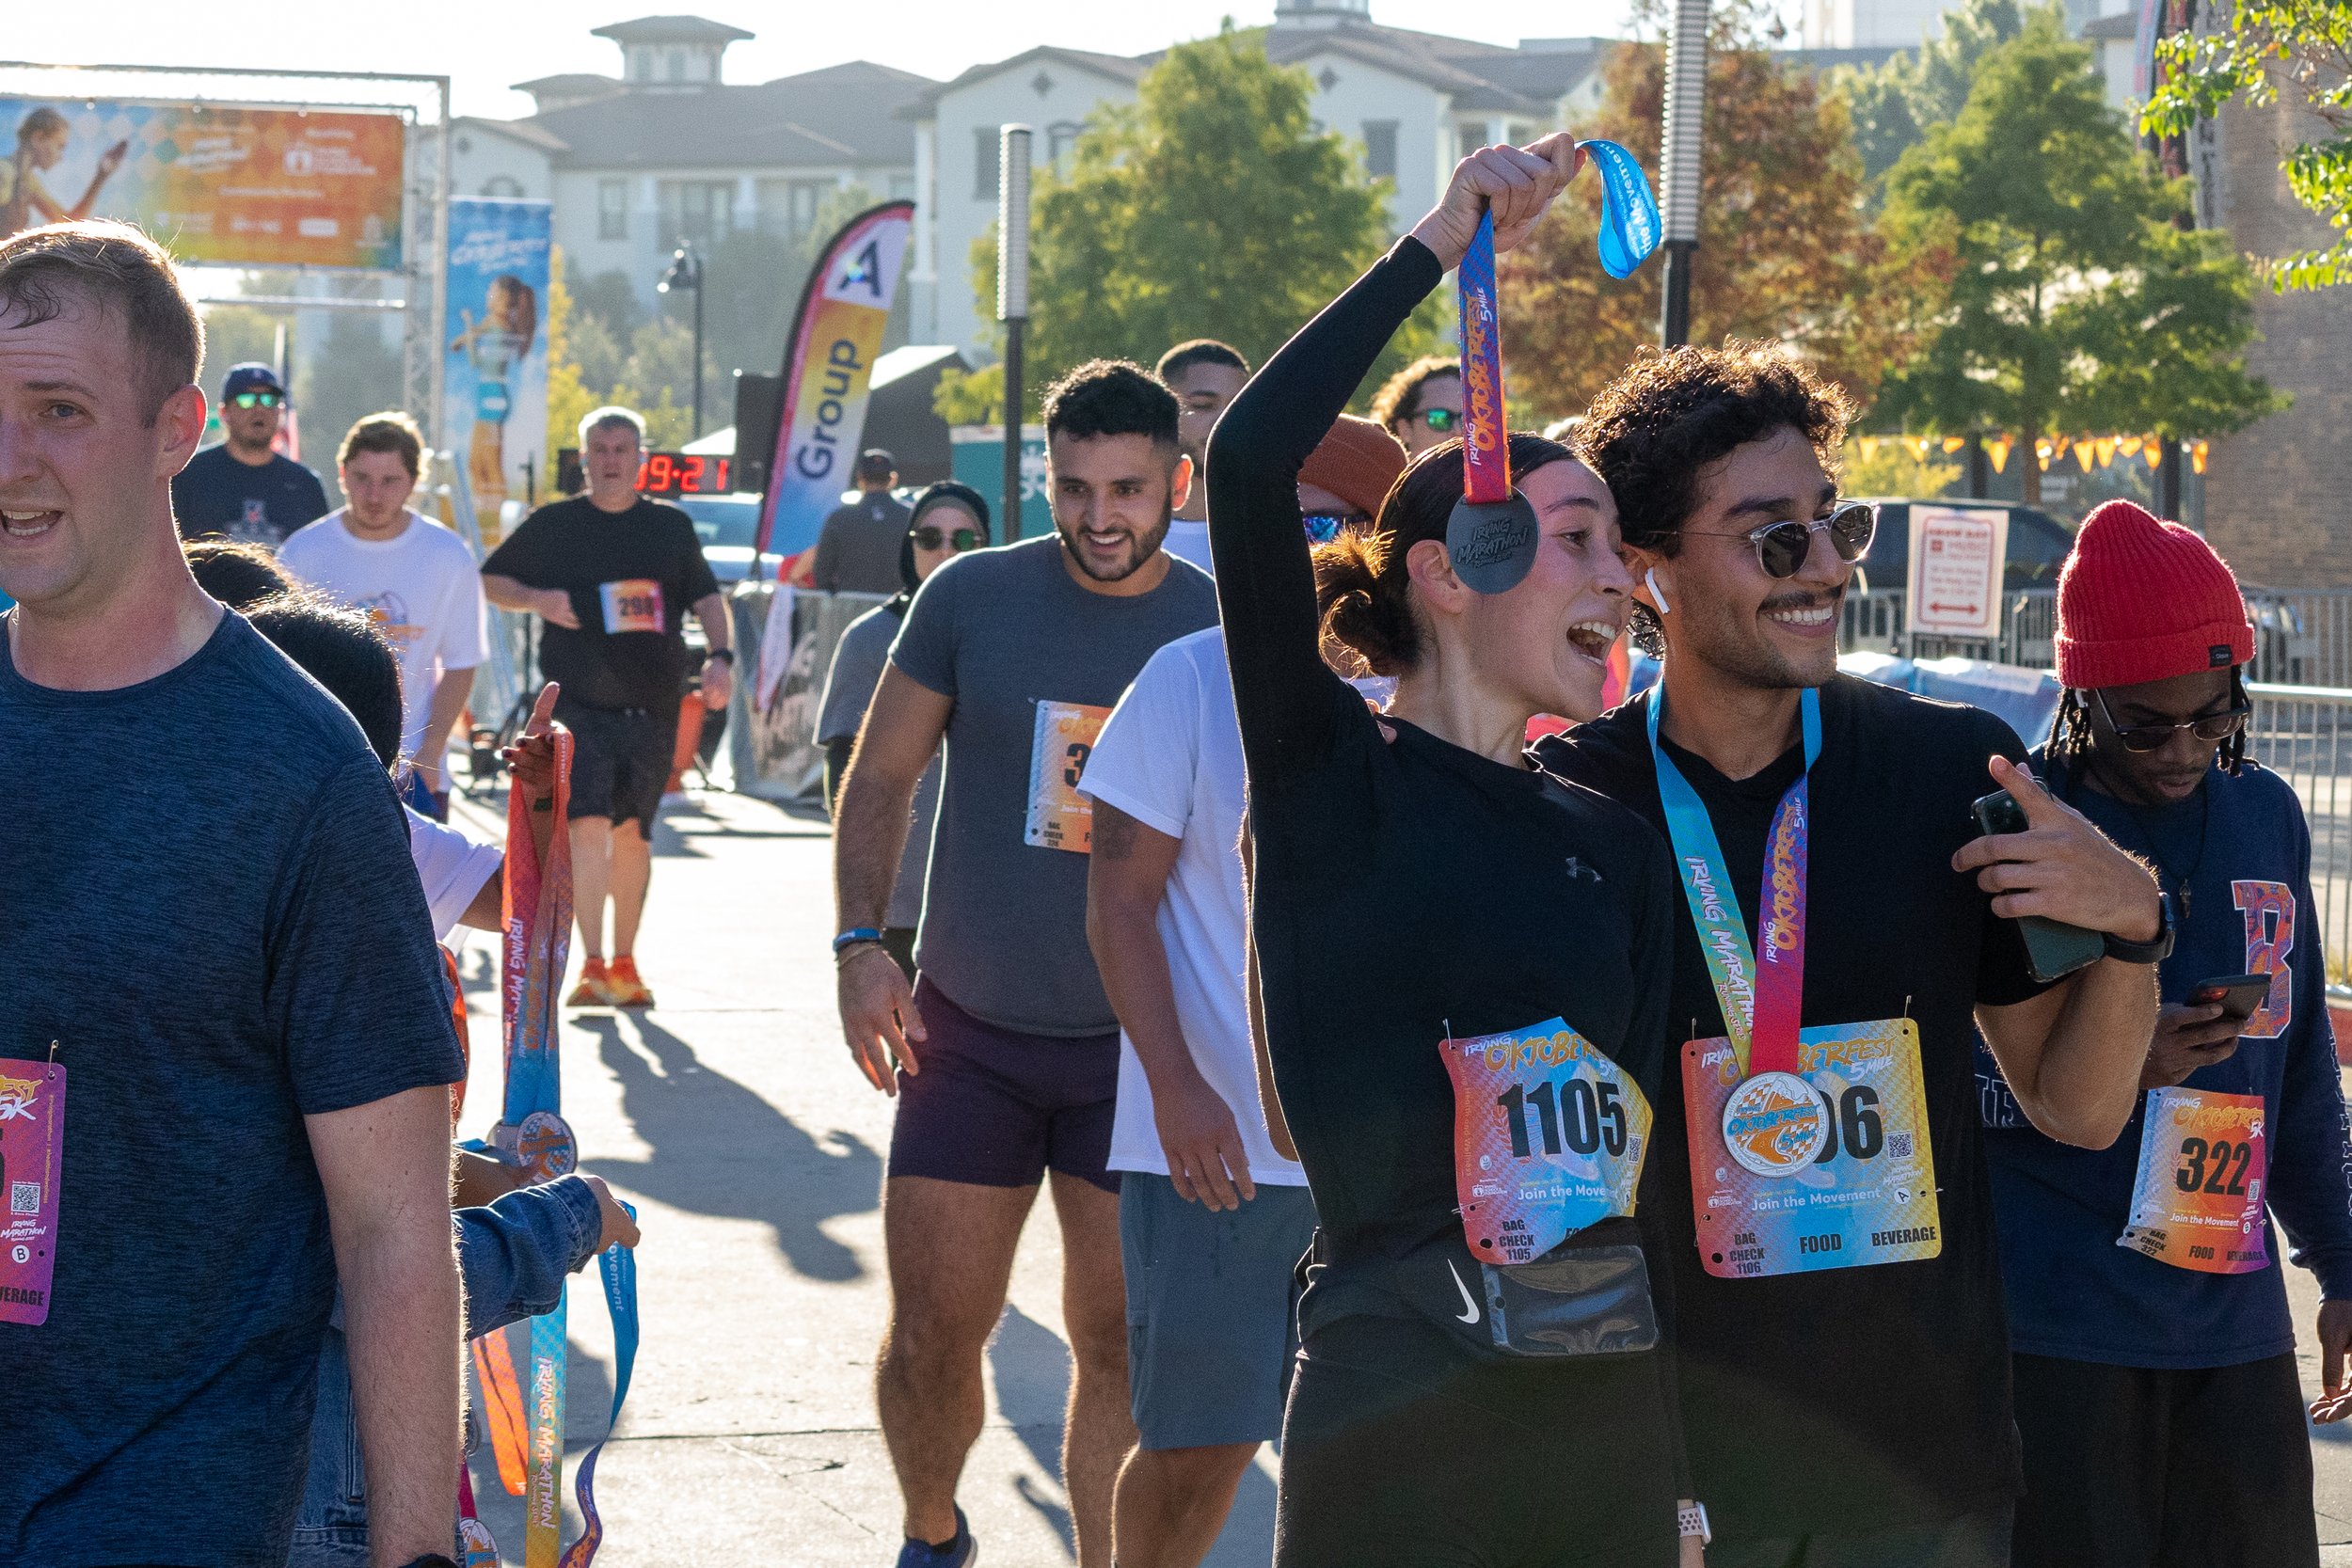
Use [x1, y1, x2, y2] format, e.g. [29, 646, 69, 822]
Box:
[1678, 1502, 1711, 1544]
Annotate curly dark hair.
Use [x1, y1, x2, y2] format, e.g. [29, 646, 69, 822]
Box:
[1042, 358, 1180, 447]
[1368, 355, 1461, 434]
[1575, 341, 1855, 558]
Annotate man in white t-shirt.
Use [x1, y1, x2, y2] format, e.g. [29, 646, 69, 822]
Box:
[280, 411, 490, 820]
[1151, 341, 1248, 577]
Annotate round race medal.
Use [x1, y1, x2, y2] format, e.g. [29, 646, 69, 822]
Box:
[516, 1108, 579, 1182]
[458, 1515, 500, 1568]
[1446, 491, 1542, 595]
[1720, 1070, 1831, 1178]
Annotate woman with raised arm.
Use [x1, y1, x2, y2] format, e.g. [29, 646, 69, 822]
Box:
[1208, 135, 1702, 1567]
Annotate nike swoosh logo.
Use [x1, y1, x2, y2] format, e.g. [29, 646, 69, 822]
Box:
[1448, 1259, 1480, 1323]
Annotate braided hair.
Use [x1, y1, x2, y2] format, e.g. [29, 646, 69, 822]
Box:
[2048, 667, 2249, 793]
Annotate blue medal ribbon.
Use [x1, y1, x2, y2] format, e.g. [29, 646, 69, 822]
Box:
[558, 1202, 639, 1568]
[1577, 139, 1663, 279]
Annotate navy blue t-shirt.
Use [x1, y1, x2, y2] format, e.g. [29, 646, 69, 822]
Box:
[1981, 751, 2352, 1367]
[172, 443, 331, 548]
[0, 610, 464, 1566]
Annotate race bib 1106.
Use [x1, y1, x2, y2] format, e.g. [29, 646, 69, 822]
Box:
[1025, 700, 1110, 853]
[598, 578, 664, 634]
[1444, 1018, 1651, 1265]
[2118, 1087, 2268, 1274]
[0, 1060, 65, 1326]
[1684, 1018, 1941, 1278]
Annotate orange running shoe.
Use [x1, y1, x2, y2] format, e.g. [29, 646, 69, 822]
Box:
[566, 957, 612, 1007]
[606, 955, 655, 1009]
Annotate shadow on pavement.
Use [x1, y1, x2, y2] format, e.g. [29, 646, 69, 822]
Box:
[578, 1011, 879, 1282]
[988, 1303, 1077, 1559]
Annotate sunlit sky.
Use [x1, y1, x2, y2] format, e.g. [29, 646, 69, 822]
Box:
[7, 2, 1685, 122]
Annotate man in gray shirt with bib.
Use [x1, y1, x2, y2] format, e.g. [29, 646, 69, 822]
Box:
[831, 360, 1216, 1568]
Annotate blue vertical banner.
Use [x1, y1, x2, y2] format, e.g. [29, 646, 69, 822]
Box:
[444, 198, 552, 544]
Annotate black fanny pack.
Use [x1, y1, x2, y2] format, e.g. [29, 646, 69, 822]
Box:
[1308, 1221, 1660, 1360]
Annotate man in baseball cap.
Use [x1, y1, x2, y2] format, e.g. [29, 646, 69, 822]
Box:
[171, 361, 330, 549]
[1982, 499, 2352, 1567]
[795, 445, 911, 594]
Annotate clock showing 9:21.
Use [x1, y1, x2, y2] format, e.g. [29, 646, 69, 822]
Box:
[555, 449, 734, 498]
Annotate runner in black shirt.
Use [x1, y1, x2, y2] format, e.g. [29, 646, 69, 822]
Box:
[1535, 347, 2169, 1566]
[1209, 136, 1695, 1568]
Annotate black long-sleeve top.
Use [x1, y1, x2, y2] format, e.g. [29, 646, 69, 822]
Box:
[1206, 235, 1690, 1489]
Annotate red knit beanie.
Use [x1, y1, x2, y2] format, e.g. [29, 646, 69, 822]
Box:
[2054, 499, 2252, 689]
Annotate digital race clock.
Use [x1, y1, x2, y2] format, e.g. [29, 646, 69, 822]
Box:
[553, 449, 734, 498]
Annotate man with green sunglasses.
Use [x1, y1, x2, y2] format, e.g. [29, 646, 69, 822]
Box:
[171, 361, 328, 549]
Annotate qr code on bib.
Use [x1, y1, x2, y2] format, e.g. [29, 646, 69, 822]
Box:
[10, 1180, 39, 1215]
[1888, 1132, 1914, 1161]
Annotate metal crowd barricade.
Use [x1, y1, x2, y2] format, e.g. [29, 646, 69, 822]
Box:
[2247, 683, 2352, 988]
[726, 583, 894, 802]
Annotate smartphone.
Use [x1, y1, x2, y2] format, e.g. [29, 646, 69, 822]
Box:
[1970, 788, 2107, 983]
[2187, 973, 2272, 1022]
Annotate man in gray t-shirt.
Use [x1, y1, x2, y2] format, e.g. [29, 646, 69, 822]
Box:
[827, 361, 1215, 1568]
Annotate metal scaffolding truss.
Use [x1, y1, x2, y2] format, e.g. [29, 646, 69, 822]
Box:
[0, 59, 452, 433]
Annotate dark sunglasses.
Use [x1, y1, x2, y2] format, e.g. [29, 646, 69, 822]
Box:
[1303, 513, 1370, 544]
[2091, 689, 2249, 752]
[1688, 501, 1878, 579]
[230, 390, 283, 409]
[913, 524, 981, 552]
[1419, 406, 1460, 435]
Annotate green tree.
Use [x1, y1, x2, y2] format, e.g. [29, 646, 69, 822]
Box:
[1503, 26, 1952, 421]
[975, 25, 1441, 415]
[1876, 8, 2280, 504]
[1832, 0, 2026, 183]
[2143, 0, 2352, 290]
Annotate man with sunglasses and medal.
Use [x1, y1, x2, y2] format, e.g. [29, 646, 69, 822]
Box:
[1536, 350, 2167, 1567]
[1977, 501, 2352, 1568]
[172, 362, 329, 548]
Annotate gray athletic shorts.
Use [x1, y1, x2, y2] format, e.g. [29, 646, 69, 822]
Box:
[1120, 1172, 1318, 1451]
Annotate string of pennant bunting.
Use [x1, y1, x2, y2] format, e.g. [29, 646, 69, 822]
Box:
[1857, 433, 2211, 476]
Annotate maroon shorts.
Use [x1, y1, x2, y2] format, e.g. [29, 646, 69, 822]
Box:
[887, 977, 1121, 1193]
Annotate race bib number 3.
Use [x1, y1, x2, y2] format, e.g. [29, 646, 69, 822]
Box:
[598, 578, 665, 634]
[0, 1060, 65, 1326]
[2118, 1087, 2269, 1274]
[1025, 700, 1110, 853]
[1444, 1018, 1652, 1264]
[1684, 1018, 1941, 1278]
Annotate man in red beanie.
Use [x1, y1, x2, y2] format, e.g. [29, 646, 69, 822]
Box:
[1076, 415, 1403, 1568]
[1981, 499, 2352, 1568]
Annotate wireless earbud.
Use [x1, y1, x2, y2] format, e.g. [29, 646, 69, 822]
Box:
[1645, 567, 1671, 614]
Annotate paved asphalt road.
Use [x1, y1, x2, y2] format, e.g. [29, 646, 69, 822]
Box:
[443, 786, 2352, 1566]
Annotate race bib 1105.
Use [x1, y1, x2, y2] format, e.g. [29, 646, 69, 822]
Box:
[1025, 700, 1110, 853]
[1444, 1018, 1651, 1265]
[0, 1060, 65, 1326]
[1684, 1018, 1941, 1278]
[2119, 1087, 2268, 1274]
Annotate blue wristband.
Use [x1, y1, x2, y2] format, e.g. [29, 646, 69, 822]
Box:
[833, 927, 885, 955]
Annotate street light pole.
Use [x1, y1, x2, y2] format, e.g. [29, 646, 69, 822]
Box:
[659, 242, 706, 437]
[1658, 0, 1709, 348]
[997, 124, 1033, 543]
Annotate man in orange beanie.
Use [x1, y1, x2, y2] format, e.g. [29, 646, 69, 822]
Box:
[1075, 413, 1404, 1568]
[1982, 499, 2352, 1568]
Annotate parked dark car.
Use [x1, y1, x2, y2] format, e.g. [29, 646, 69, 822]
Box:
[1851, 499, 2077, 593]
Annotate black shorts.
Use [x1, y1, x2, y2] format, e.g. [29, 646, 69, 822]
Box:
[2010, 1350, 2317, 1568]
[886, 977, 1120, 1193]
[554, 694, 672, 832]
[1276, 1314, 1680, 1568]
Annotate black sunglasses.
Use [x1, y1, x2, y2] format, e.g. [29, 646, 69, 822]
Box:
[913, 525, 981, 552]
[2091, 689, 2249, 752]
[1687, 501, 1878, 579]
[1419, 406, 1460, 435]
[230, 390, 283, 409]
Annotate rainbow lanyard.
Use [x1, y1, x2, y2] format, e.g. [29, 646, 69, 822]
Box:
[1647, 688, 1822, 1077]
[1457, 208, 1513, 507]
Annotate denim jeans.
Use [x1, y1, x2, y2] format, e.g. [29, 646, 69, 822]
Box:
[287, 1175, 604, 1567]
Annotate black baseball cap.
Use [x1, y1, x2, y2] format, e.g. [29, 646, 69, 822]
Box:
[856, 449, 897, 483]
[221, 362, 287, 401]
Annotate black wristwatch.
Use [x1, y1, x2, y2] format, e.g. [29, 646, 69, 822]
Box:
[704, 647, 736, 665]
[2102, 889, 2177, 965]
